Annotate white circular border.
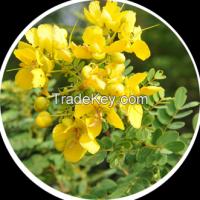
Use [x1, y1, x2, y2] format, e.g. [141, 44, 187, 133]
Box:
[0, 0, 199, 199]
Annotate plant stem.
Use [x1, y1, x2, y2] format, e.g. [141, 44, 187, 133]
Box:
[163, 109, 179, 133]
[118, 165, 129, 176]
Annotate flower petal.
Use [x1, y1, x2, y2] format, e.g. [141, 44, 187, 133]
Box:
[64, 141, 87, 162]
[53, 123, 74, 142]
[106, 108, 124, 130]
[131, 40, 150, 61]
[25, 28, 39, 47]
[15, 68, 33, 90]
[139, 86, 164, 96]
[74, 104, 94, 118]
[80, 133, 100, 154]
[128, 104, 143, 129]
[86, 117, 102, 140]
[104, 40, 127, 55]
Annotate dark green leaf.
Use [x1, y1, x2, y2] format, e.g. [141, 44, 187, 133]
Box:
[166, 141, 185, 152]
[101, 179, 118, 193]
[90, 187, 107, 198]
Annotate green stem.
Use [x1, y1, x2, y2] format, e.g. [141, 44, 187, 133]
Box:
[118, 165, 129, 176]
[163, 109, 179, 133]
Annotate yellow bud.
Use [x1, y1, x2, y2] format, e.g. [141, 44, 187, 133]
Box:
[62, 118, 73, 128]
[35, 111, 53, 128]
[34, 97, 50, 112]
[55, 141, 66, 151]
[111, 52, 126, 64]
[109, 83, 125, 97]
[81, 65, 92, 79]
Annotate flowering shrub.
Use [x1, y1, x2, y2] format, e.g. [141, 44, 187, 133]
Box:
[7, 1, 199, 198]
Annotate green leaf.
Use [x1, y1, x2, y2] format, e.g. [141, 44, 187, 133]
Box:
[148, 96, 155, 106]
[166, 100, 177, 116]
[108, 186, 129, 199]
[77, 61, 85, 71]
[68, 76, 78, 82]
[156, 131, 179, 147]
[101, 137, 113, 149]
[81, 151, 107, 166]
[139, 171, 154, 181]
[124, 59, 131, 67]
[80, 194, 98, 199]
[101, 179, 118, 193]
[102, 122, 109, 132]
[168, 122, 185, 130]
[96, 139, 105, 150]
[193, 113, 199, 131]
[122, 66, 134, 76]
[136, 129, 149, 141]
[180, 101, 199, 110]
[136, 147, 153, 164]
[174, 87, 187, 109]
[174, 110, 193, 119]
[166, 141, 185, 152]
[149, 81, 160, 86]
[160, 149, 172, 154]
[136, 178, 151, 189]
[78, 181, 87, 195]
[153, 92, 160, 102]
[125, 152, 135, 165]
[160, 168, 169, 178]
[129, 184, 144, 194]
[132, 162, 145, 172]
[23, 154, 49, 176]
[155, 70, 165, 79]
[151, 128, 162, 145]
[157, 109, 171, 124]
[155, 151, 167, 165]
[123, 141, 131, 149]
[167, 153, 179, 166]
[90, 187, 107, 198]
[142, 114, 155, 127]
[147, 68, 155, 81]
[73, 58, 80, 66]
[152, 118, 165, 130]
[159, 90, 165, 98]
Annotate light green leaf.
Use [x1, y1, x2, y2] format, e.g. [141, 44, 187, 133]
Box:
[151, 128, 162, 145]
[168, 122, 185, 130]
[101, 137, 113, 149]
[147, 68, 155, 81]
[174, 110, 193, 119]
[122, 66, 134, 76]
[142, 114, 155, 127]
[174, 87, 187, 109]
[193, 113, 199, 131]
[101, 179, 118, 193]
[156, 131, 179, 147]
[166, 141, 186, 152]
[129, 184, 144, 194]
[180, 101, 199, 110]
[90, 187, 107, 198]
[157, 109, 171, 124]
[166, 100, 177, 116]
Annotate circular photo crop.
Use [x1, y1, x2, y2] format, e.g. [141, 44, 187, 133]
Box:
[0, 0, 199, 199]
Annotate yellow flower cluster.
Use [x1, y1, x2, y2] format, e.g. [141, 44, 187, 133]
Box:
[12, 1, 164, 162]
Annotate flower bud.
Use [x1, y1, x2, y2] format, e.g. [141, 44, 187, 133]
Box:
[62, 118, 73, 128]
[111, 52, 126, 64]
[109, 83, 125, 97]
[81, 65, 92, 79]
[55, 141, 66, 151]
[35, 111, 53, 128]
[34, 97, 50, 112]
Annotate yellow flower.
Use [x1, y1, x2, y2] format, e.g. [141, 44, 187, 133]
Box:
[118, 11, 151, 61]
[74, 101, 124, 140]
[82, 65, 107, 90]
[121, 73, 164, 128]
[14, 42, 53, 90]
[84, 1, 122, 35]
[53, 118, 100, 162]
[26, 24, 73, 63]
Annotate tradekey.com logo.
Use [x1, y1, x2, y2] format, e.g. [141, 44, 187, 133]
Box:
[52, 93, 148, 107]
